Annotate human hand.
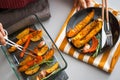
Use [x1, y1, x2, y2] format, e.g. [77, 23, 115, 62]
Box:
[0, 23, 6, 45]
[74, 0, 92, 11]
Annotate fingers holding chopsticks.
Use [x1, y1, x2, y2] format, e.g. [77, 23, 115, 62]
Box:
[74, 0, 92, 11]
[0, 23, 6, 45]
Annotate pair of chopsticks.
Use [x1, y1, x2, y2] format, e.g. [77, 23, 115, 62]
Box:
[101, 0, 113, 48]
[4, 30, 36, 57]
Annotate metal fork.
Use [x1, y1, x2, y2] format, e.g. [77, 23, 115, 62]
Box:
[101, 0, 113, 48]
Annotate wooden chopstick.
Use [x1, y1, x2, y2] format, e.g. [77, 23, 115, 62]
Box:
[102, 0, 105, 21]
[102, 0, 109, 23]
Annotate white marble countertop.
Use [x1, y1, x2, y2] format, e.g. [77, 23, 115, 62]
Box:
[0, 0, 120, 80]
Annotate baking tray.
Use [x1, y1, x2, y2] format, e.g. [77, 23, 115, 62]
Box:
[1, 15, 67, 80]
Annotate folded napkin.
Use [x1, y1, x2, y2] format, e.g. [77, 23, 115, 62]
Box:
[55, 1, 120, 73]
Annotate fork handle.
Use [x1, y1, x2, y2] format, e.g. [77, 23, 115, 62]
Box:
[105, 0, 109, 23]
[105, 0, 110, 31]
[102, 0, 105, 21]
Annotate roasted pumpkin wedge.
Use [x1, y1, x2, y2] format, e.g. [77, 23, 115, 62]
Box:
[25, 65, 40, 75]
[71, 18, 99, 41]
[16, 28, 30, 39]
[31, 30, 42, 42]
[19, 55, 34, 66]
[46, 62, 59, 74]
[43, 48, 54, 61]
[18, 56, 43, 72]
[67, 10, 95, 38]
[72, 18, 102, 48]
[37, 45, 49, 56]
[18, 65, 30, 72]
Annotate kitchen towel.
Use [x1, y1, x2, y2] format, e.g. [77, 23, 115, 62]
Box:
[55, 0, 120, 73]
[0, 0, 51, 29]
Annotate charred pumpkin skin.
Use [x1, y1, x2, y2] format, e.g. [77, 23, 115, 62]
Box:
[71, 19, 99, 41]
[72, 18, 102, 48]
[46, 62, 59, 74]
[37, 45, 49, 56]
[19, 55, 33, 66]
[43, 48, 54, 61]
[25, 66, 40, 75]
[31, 30, 42, 42]
[66, 10, 95, 38]
[16, 28, 30, 39]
